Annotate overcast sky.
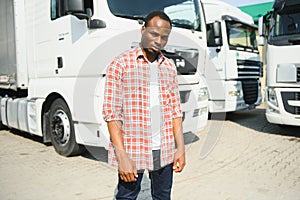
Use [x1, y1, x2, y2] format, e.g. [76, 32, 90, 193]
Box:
[221, 0, 273, 7]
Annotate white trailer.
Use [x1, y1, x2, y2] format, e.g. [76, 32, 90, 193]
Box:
[258, 0, 300, 126]
[0, 0, 209, 156]
[201, 0, 263, 114]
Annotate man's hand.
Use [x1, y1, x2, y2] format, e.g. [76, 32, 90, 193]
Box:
[173, 149, 185, 173]
[172, 117, 185, 173]
[117, 149, 138, 182]
[107, 121, 138, 182]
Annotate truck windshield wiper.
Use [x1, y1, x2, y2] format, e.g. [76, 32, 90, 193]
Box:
[171, 19, 194, 30]
[288, 38, 300, 45]
[231, 44, 246, 49]
[114, 14, 145, 21]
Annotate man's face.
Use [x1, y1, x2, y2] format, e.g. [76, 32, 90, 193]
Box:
[140, 16, 171, 54]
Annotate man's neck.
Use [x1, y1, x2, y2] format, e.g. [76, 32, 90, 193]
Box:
[143, 49, 159, 63]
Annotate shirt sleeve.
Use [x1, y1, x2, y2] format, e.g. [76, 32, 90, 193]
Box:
[170, 68, 183, 119]
[102, 58, 124, 122]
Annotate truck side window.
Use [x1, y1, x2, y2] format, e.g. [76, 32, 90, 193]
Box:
[51, 0, 59, 20]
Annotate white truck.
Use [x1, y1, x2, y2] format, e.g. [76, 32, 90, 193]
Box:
[0, 0, 208, 156]
[258, 0, 300, 126]
[202, 0, 263, 114]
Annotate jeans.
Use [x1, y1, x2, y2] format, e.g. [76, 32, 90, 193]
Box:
[116, 151, 173, 200]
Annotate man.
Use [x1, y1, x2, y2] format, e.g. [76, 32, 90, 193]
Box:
[103, 10, 185, 200]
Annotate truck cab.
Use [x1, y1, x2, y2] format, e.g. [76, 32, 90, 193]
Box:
[202, 0, 263, 114]
[258, 0, 300, 126]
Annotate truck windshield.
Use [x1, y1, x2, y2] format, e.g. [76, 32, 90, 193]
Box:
[226, 21, 258, 50]
[107, 0, 201, 30]
[269, 5, 300, 46]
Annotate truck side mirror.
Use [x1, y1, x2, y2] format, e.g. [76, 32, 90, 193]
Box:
[88, 19, 106, 29]
[63, 0, 85, 16]
[258, 16, 265, 36]
[258, 16, 266, 46]
[62, 0, 106, 29]
[257, 36, 265, 46]
[207, 21, 223, 48]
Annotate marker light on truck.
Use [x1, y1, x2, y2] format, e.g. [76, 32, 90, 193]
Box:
[198, 87, 208, 102]
[267, 88, 278, 107]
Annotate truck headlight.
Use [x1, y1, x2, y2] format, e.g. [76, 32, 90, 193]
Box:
[228, 82, 243, 97]
[228, 90, 241, 97]
[198, 87, 208, 102]
[267, 88, 278, 107]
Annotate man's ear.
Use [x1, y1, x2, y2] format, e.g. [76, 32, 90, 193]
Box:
[141, 26, 145, 34]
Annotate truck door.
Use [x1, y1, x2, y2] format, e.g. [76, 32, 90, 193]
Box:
[49, 0, 91, 77]
[205, 21, 227, 102]
[206, 21, 226, 81]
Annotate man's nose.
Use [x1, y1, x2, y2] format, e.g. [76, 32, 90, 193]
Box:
[154, 36, 162, 45]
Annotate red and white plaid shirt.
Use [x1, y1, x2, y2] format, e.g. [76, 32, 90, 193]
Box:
[103, 45, 182, 170]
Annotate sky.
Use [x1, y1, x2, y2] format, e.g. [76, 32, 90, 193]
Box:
[221, 0, 273, 7]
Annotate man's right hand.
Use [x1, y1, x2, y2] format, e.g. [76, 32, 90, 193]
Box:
[117, 151, 138, 182]
[107, 121, 137, 182]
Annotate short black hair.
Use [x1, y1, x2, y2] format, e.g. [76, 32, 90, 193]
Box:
[144, 10, 172, 28]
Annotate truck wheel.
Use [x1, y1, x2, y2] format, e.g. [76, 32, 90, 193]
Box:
[0, 122, 7, 130]
[49, 98, 84, 156]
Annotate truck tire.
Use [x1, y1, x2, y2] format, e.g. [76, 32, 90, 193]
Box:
[49, 98, 84, 156]
[0, 122, 7, 130]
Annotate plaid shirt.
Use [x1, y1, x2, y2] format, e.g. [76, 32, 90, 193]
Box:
[103, 45, 182, 170]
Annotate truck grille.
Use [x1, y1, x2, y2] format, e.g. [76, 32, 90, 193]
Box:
[281, 92, 300, 115]
[241, 80, 258, 105]
[237, 59, 263, 79]
[162, 47, 199, 75]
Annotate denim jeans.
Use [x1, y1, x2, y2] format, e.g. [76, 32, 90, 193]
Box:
[116, 150, 173, 200]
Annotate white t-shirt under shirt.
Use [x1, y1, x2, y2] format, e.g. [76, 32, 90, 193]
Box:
[149, 61, 161, 150]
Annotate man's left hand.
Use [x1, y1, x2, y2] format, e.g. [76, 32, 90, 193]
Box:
[173, 150, 185, 173]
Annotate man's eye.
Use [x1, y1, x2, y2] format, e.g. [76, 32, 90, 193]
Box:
[150, 32, 159, 37]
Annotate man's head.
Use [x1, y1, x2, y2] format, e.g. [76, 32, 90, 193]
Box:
[144, 10, 172, 29]
[140, 11, 172, 61]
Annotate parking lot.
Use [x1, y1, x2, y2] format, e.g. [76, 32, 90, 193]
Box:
[0, 104, 300, 200]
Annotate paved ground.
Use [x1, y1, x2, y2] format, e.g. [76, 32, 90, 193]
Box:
[0, 105, 300, 200]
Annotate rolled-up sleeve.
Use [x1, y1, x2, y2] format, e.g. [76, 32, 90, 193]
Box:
[171, 70, 183, 119]
[103, 59, 124, 122]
